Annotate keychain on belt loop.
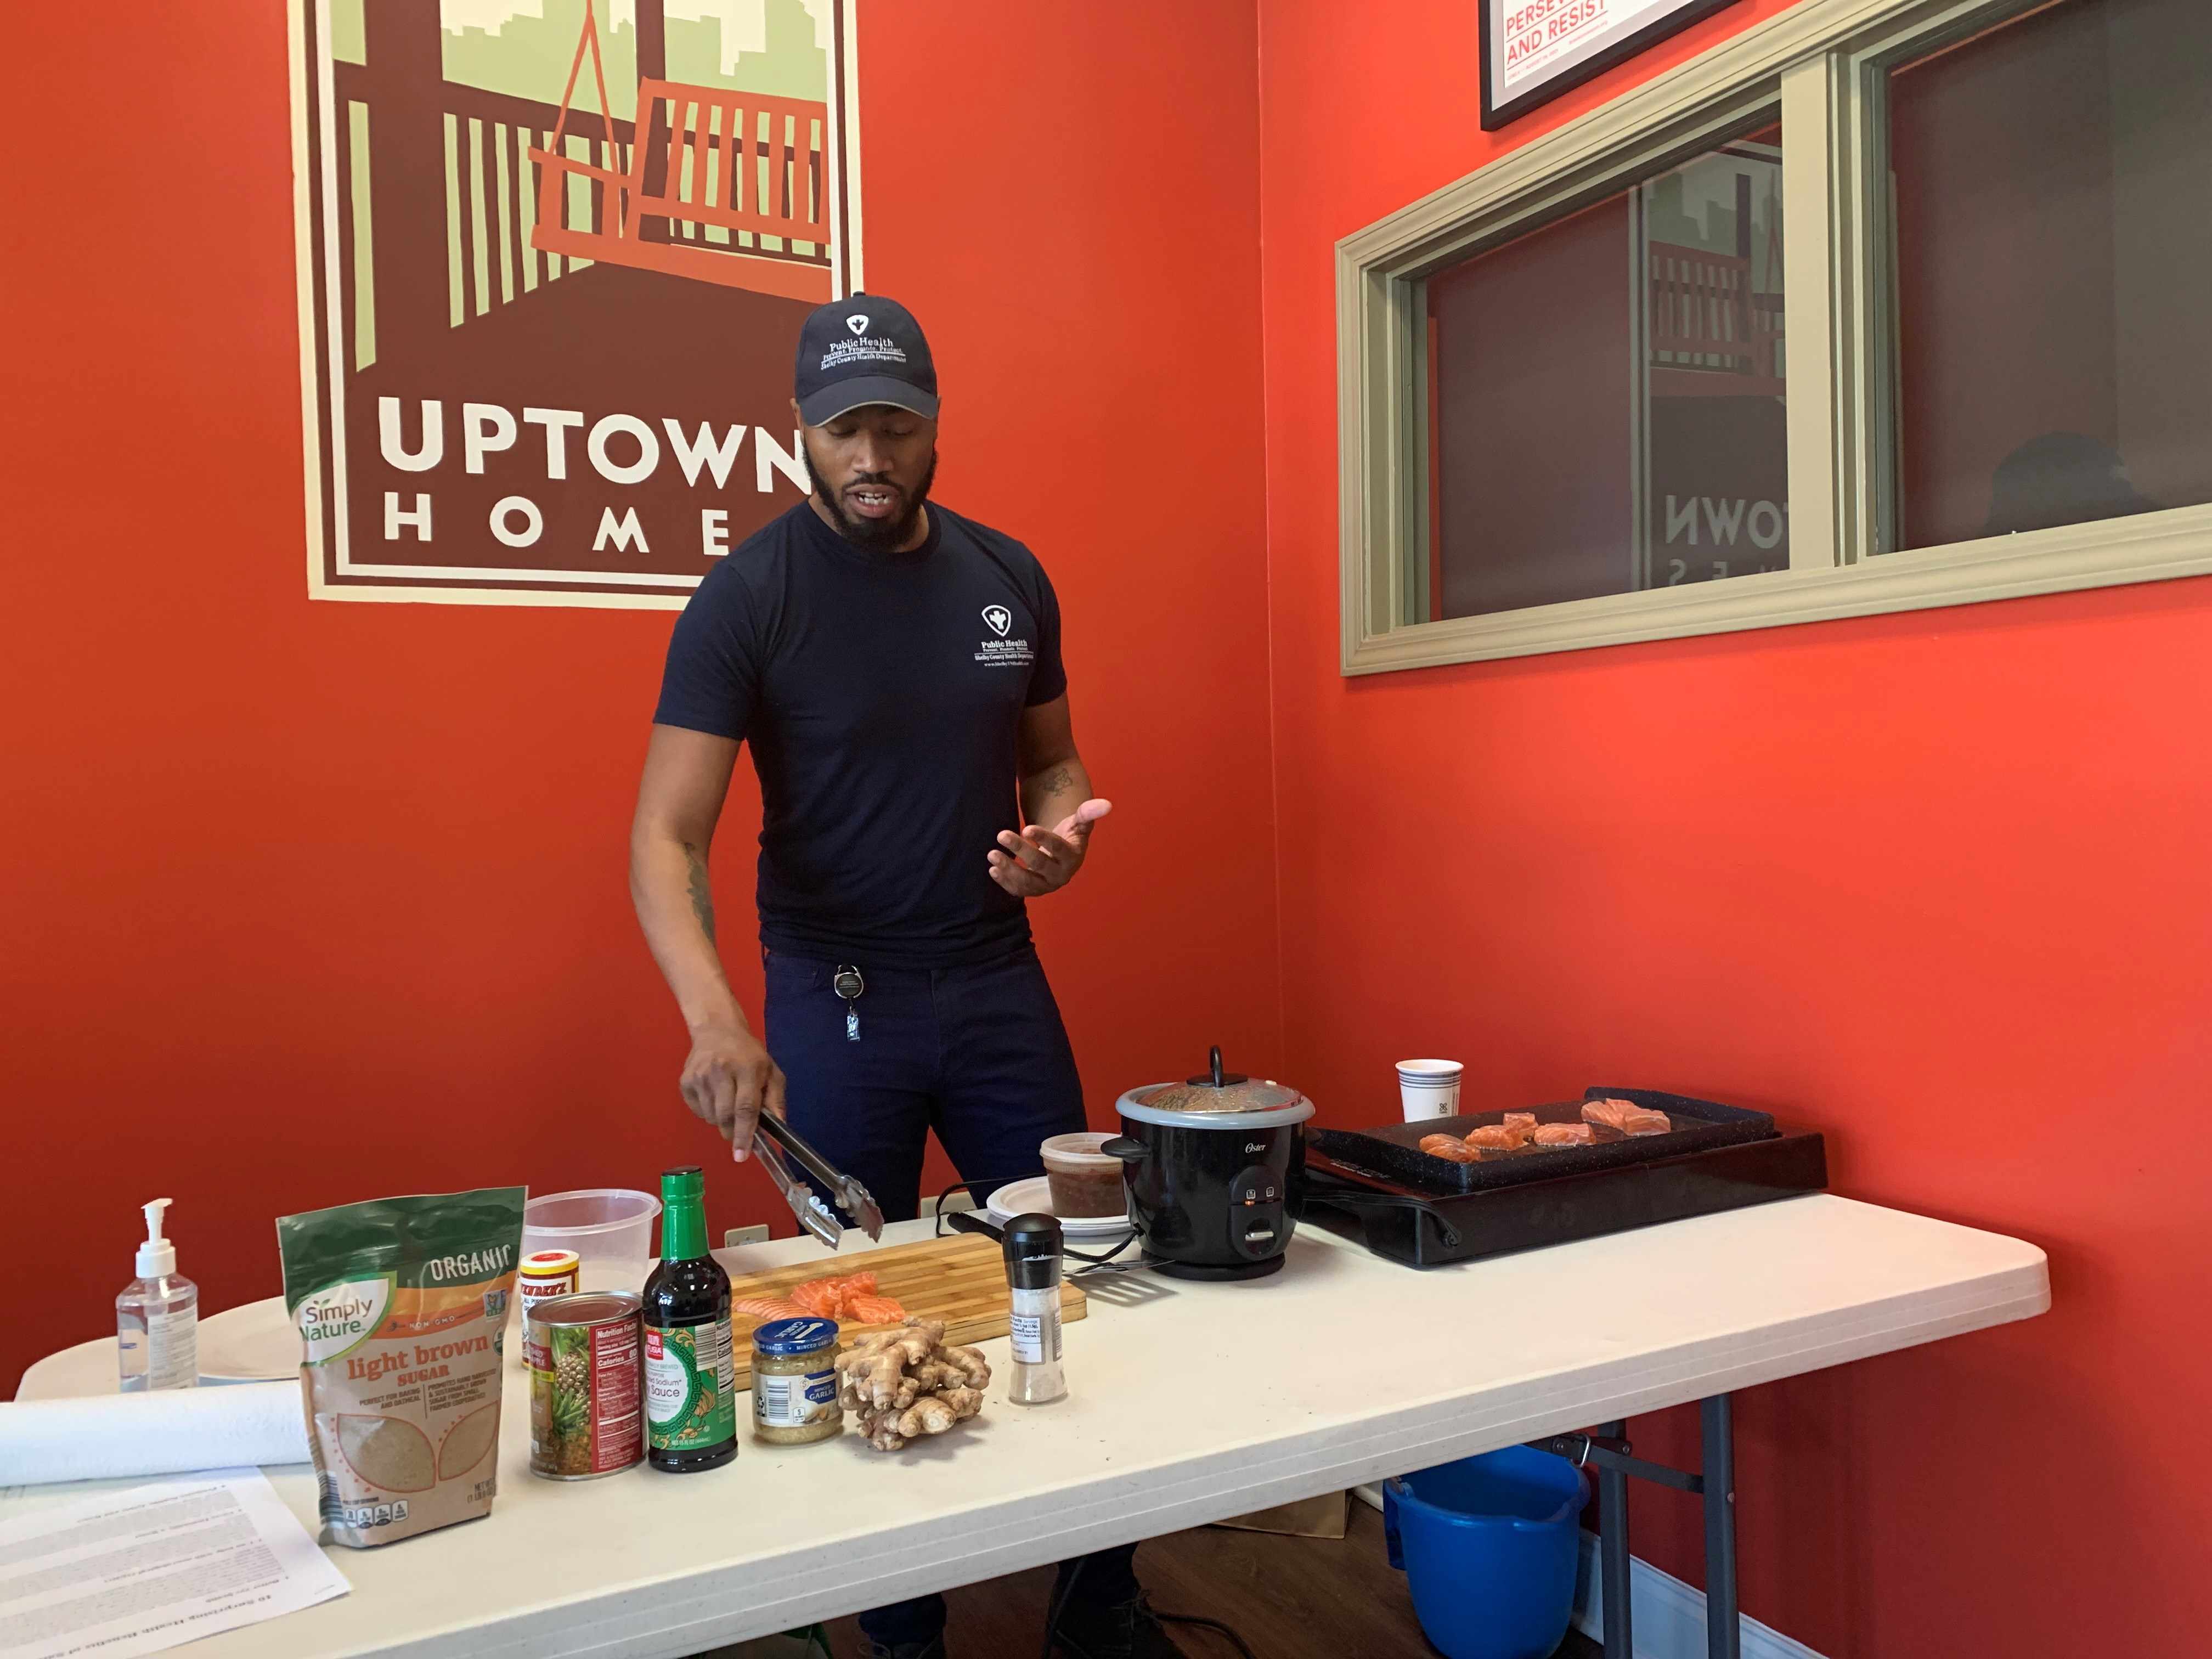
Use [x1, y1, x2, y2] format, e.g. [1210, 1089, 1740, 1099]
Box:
[833, 964, 865, 1041]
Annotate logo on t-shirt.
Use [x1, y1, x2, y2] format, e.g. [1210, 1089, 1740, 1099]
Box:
[975, 604, 1033, 668]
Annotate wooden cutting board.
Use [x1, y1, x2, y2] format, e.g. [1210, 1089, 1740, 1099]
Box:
[720, 1232, 1087, 1389]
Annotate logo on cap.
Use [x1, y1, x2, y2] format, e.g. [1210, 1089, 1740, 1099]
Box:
[982, 605, 1012, 637]
[846, 314, 870, 336]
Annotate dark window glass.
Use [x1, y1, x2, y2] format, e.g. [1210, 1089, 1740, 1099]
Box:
[1888, 0, 2212, 551]
[1419, 126, 1787, 623]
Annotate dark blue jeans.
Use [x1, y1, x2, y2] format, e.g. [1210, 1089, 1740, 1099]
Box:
[763, 945, 1135, 1648]
[764, 944, 1086, 1221]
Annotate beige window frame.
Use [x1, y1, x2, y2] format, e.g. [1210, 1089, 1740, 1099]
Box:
[1338, 0, 2212, 675]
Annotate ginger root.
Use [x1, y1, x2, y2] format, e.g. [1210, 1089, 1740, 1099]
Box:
[836, 1318, 992, 1451]
[943, 1345, 991, 1388]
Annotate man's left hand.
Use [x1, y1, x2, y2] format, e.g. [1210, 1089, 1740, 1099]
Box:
[989, 799, 1113, 897]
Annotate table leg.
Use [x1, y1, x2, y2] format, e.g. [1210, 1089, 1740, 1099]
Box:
[1596, 1418, 1633, 1659]
[1701, 1393, 1739, 1659]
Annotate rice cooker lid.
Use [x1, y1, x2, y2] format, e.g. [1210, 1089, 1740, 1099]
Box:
[1118, 1046, 1316, 1130]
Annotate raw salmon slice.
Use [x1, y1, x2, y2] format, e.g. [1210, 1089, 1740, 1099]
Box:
[1463, 1124, 1527, 1150]
[732, 1297, 807, 1322]
[845, 1294, 909, 1325]
[1418, 1134, 1479, 1163]
[786, 1273, 895, 1321]
[1581, 1097, 1671, 1136]
[1533, 1122, 1596, 1147]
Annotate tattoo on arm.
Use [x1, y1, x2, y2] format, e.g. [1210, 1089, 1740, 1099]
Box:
[1033, 763, 1078, 799]
[682, 842, 716, 945]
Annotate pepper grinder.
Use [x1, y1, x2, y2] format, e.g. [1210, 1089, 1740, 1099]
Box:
[1002, 1213, 1068, 1405]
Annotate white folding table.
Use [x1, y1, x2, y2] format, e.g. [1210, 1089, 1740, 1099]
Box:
[10, 1195, 2048, 1659]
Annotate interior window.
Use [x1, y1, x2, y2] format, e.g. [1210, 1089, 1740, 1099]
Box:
[1414, 122, 1786, 623]
[1887, 0, 2212, 551]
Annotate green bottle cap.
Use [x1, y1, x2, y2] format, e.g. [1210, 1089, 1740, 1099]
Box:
[661, 1166, 704, 1203]
[659, 1166, 708, 1262]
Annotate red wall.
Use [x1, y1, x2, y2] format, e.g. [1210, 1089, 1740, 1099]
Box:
[15, 5, 2212, 1651]
[0, 3, 1273, 1392]
[1257, 2, 2212, 1654]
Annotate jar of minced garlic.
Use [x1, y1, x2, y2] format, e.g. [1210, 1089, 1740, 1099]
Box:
[751, 1318, 843, 1445]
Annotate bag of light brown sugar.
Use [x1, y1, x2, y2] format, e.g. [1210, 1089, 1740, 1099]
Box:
[278, 1186, 527, 1548]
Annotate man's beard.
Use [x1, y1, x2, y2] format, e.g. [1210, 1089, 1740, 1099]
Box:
[803, 446, 938, 551]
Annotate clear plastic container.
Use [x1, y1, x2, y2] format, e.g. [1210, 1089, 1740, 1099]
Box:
[522, 1189, 662, 1296]
[1039, 1133, 1126, 1220]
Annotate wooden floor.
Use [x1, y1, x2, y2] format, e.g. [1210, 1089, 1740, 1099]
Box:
[807, 1502, 1601, 1659]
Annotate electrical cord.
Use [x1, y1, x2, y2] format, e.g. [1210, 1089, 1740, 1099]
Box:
[931, 1178, 1146, 1272]
[1039, 1557, 1262, 1659]
[1067, 1228, 1142, 1274]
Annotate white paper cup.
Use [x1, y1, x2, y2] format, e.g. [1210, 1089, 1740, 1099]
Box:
[1397, 1059, 1463, 1121]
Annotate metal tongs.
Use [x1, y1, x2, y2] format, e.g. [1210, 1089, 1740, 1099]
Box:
[752, 1112, 884, 1248]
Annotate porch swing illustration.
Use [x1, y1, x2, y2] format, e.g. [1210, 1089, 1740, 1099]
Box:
[527, 0, 836, 302]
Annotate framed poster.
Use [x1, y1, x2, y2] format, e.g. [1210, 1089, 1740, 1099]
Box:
[1480, 0, 1743, 130]
[288, 0, 864, 608]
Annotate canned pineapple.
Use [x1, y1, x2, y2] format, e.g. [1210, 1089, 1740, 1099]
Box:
[526, 1291, 644, 1480]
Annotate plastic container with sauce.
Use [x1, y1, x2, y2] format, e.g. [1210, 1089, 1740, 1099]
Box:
[1039, 1133, 1127, 1219]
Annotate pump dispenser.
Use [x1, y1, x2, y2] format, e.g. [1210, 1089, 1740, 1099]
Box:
[117, 1198, 198, 1391]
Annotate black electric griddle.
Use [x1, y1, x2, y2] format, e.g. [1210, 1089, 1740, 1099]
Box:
[1301, 1087, 1827, 1268]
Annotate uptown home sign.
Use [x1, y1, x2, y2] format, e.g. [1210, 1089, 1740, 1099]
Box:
[288, 0, 862, 606]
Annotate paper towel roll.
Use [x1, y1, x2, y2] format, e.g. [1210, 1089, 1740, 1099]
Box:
[0, 1383, 310, 1486]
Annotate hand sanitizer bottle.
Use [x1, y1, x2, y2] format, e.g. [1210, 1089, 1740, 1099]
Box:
[117, 1198, 199, 1392]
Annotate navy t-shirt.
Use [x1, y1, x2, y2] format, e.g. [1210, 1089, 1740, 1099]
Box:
[653, 500, 1068, 969]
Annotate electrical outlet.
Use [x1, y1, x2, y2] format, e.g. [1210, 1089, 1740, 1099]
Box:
[723, 1224, 770, 1248]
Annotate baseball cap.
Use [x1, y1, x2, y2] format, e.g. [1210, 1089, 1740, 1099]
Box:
[794, 294, 939, 426]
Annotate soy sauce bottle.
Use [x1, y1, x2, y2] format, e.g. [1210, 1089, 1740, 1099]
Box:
[642, 1166, 737, 1472]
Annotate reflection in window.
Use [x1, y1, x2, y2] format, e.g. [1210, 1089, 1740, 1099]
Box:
[1417, 126, 1785, 623]
[1888, 0, 2211, 551]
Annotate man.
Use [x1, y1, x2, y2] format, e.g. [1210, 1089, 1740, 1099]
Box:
[629, 296, 1179, 1659]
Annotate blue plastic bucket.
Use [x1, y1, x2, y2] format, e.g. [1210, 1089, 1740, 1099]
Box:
[1384, 1446, 1588, 1659]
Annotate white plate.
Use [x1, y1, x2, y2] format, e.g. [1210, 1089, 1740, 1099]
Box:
[196, 1298, 300, 1383]
[984, 1178, 1133, 1239]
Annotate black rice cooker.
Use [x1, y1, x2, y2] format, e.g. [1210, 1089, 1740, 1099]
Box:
[1103, 1047, 1314, 1280]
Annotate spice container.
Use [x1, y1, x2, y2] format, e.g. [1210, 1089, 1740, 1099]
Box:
[1039, 1133, 1127, 1220]
[527, 1291, 645, 1480]
[751, 1318, 844, 1446]
[1002, 1213, 1068, 1406]
[514, 1248, 582, 1365]
[520, 1249, 582, 1309]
